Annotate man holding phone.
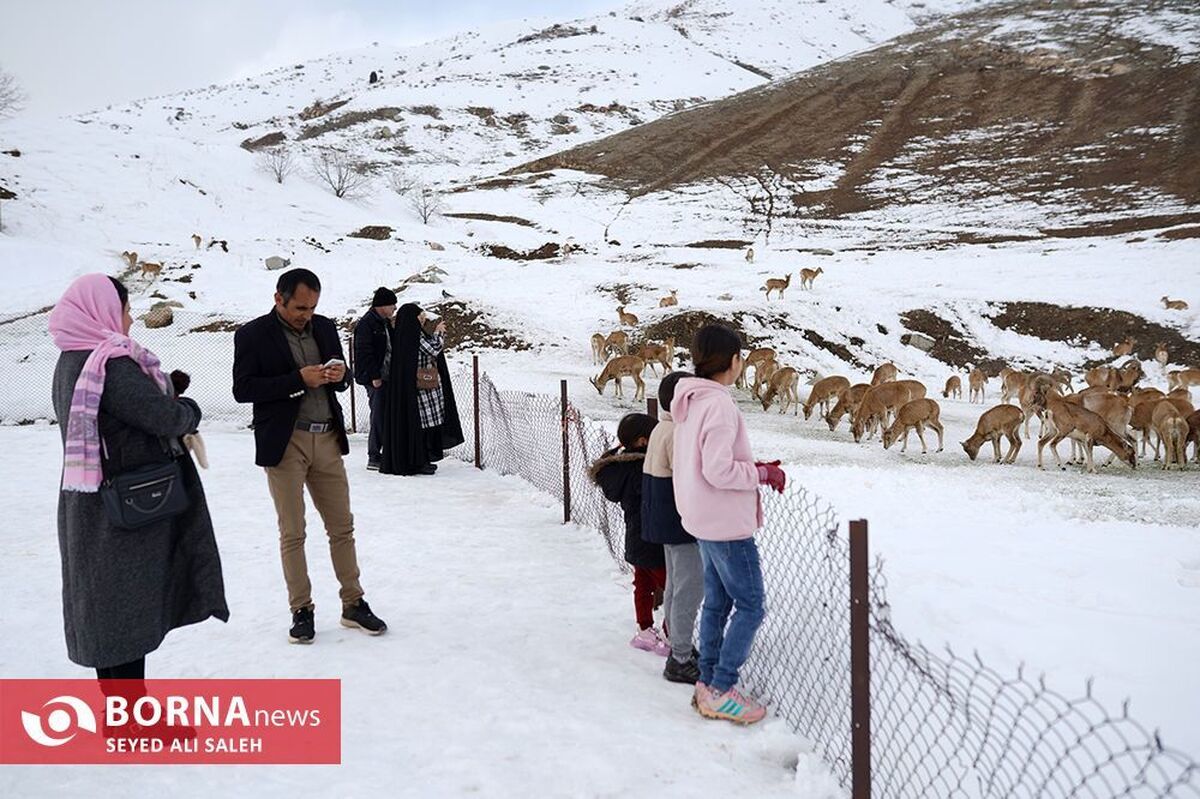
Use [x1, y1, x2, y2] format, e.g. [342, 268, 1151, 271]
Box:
[233, 268, 387, 644]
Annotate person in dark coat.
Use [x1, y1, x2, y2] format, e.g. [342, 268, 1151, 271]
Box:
[589, 413, 669, 656]
[352, 287, 397, 470]
[48, 273, 228, 684]
[232, 268, 387, 644]
[380, 303, 464, 476]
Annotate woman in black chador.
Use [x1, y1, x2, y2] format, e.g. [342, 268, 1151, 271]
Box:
[380, 303, 464, 475]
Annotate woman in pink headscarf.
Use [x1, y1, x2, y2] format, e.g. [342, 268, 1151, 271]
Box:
[49, 274, 228, 687]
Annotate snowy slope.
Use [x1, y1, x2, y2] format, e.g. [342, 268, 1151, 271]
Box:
[625, 0, 979, 80]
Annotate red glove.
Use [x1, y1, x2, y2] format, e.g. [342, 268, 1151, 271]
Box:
[755, 461, 786, 493]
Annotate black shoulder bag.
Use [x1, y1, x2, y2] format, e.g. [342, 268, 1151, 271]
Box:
[99, 436, 189, 530]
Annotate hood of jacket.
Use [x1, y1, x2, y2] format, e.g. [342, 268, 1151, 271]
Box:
[671, 377, 734, 425]
[588, 450, 645, 483]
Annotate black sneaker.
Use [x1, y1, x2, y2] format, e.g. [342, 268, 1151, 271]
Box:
[418, 464, 437, 475]
[341, 599, 387, 635]
[366, 459, 381, 471]
[664, 654, 701, 684]
[289, 607, 315, 644]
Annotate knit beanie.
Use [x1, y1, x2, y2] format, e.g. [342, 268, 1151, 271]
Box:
[372, 287, 398, 307]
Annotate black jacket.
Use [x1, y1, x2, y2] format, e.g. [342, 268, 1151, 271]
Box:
[232, 310, 350, 467]
[590, 448, 665, 570]
[353, 308, 390, 386]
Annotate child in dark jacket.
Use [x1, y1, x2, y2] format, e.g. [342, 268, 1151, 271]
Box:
[642, 371, 703, 684]
[590, 412, 669, 656]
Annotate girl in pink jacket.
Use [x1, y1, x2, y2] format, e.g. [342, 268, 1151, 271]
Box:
[672, 324, 785, 725]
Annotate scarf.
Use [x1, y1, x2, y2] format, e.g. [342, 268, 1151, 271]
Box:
[48, 273, 171, 492]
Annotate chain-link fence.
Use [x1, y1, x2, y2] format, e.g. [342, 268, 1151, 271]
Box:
[2, 309, 385, 428]
[2, 308, 1197, 797]
[442, 365, 1199, 799]
[1, 309, 256, 425]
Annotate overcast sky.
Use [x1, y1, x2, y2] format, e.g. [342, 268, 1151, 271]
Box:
[0, 0, 619, 118]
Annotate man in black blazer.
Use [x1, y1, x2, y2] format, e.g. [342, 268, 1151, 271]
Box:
[233, 268, 387, 644]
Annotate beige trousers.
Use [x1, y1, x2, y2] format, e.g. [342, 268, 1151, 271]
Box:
[265, 430, 363, 613]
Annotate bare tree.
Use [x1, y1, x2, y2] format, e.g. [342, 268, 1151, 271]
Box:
[712, 163, 797, 245]
[310, 149, 370, 199]
[409, 184, 444, 224]
[0, 68, 23, 119]
[387, 167, 418, 196]
[257, 146, 296, 184]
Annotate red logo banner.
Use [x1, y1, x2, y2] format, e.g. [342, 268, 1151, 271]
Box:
[0, 679, 340, 765]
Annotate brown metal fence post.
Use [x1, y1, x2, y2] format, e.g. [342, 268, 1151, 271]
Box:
[346, 334, 357, 433]
[560, 379, 571, 524]
[647, 397, 659, 419]
[850, 519, 871, 799]
[473, 355, 482, 470]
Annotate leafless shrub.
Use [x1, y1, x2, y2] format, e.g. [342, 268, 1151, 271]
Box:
[387, 168, 418, 196]
[310, 149, 370, 199]
[0, 68, 24, 119]
[257, 146, 296, 184]
[712, 163, 798, 245]
[409, 184, 445, 224]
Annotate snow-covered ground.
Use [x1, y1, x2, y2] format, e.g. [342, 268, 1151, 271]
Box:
[1, 0, 1199, 791]
[0, 428, 838, 798]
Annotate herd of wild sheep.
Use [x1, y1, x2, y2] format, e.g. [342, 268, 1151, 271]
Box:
[588, 301, 1200, 473]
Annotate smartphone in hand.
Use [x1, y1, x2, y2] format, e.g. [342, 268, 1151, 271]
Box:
[322, 358, 345, 369]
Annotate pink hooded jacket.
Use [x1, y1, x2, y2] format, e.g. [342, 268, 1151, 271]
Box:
[670, 377, 762, 540]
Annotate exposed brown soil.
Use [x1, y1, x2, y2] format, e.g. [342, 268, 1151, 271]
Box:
[480, 242, 560, 260]
[240, 132, 286, 151]
[516, 24, 598, 44]
[1157, 225, 1200, 241]
[642, 311, 752, 351]
[596, 282, 658, 308]
[425, 301, 531, 352]
[512, 0, 1199, 228]
[801, 329, 870, 371]
[900, 310, 1008, 373]
[444, 212, 538, 228]
[299, 107, 403, 140]
[449, 172, 554, 194]
[348, 225, 393, 240]
[1039, 212, 1200, 239]
[188, 318, 242, 333]
[685, 239, 751, 249]
[989, 302, 1200, 367]
[298, 97, 352, 121]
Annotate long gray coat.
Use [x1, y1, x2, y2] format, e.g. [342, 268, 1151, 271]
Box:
[52, 352, 229, 669]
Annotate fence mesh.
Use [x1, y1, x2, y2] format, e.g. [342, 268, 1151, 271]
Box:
[443, 366, 1199, 799]
[2, 309, 1197, 797]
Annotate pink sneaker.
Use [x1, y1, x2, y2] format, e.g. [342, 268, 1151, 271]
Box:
[691, 682, 712, 713]
[694, 685, 767, 725]
[630, 626, 670, 656]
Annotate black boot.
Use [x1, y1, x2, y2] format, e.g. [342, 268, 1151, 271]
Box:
[341, 599, 387, 635]
[289, 606, 315, 644]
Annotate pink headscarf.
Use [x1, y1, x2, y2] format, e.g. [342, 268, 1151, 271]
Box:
[49, 274, 171, 492]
